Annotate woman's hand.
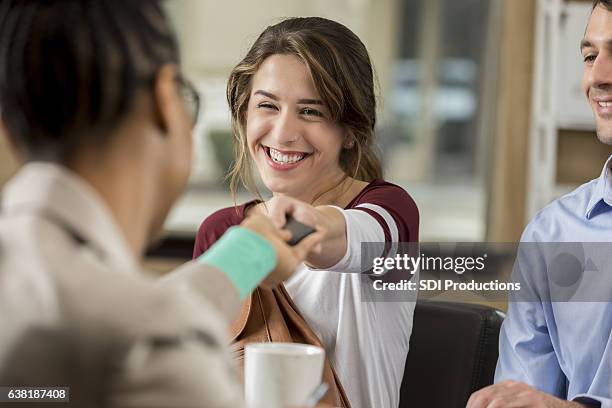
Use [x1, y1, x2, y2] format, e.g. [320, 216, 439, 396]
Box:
[261, 196, 348, 269]
[263, 195, 322, 231]
[241, 213, 325, 287]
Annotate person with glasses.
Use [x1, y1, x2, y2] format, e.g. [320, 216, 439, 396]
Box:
[0, 1, 323, 407]
[176, 75, 201, 127]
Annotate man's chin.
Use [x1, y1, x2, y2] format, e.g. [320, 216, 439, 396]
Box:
[596, 125, 612, 145]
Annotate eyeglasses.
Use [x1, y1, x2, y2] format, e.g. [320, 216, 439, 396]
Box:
[175, 74, 201, 128]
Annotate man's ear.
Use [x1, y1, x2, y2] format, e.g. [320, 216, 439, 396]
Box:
[152, 64, 181, 135]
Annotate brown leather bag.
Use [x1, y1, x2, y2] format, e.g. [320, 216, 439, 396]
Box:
[230, 284, 351, 408]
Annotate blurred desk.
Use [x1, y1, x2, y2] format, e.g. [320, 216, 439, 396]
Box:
[163, 188, 243, 237]
[146, 188, 249, 265]
[162, 182, 486, 242]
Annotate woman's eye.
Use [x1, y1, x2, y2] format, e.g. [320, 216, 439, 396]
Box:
[257, 102, 278, 110]
[301, 107, 324, 118]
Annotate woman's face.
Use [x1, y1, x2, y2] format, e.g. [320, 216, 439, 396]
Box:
[246, 54, 347, 201]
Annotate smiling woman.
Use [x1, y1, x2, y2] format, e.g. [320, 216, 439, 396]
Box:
[225, 18, 383, 202]
[193, 17, 419, 408]
[246, 54, 348, 199]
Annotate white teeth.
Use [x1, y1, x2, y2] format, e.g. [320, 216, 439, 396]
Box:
[268, 147, 305, 164]
[599, 101, 612, 108]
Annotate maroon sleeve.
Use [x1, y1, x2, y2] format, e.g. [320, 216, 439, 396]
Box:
[192, 206, 245, 259]
[348, 180, 419, 243]
[349, 181, 419, 285]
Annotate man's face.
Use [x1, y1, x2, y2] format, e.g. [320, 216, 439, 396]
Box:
[582, 4, 612, 144]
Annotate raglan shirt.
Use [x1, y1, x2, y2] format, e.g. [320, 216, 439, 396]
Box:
[194, 179, 419, 408]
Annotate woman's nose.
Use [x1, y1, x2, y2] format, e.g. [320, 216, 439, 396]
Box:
[270, 111, 301, 145]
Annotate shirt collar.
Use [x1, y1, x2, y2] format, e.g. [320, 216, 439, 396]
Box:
[585, 155, 612, 219]
[1, 162, 138, 272]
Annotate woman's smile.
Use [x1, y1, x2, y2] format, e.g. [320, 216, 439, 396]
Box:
[261, 144, 313, 171]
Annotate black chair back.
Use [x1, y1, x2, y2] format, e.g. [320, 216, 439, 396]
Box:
[400, 301, 504, 408]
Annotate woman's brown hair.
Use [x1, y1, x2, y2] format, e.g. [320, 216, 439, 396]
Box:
[226, 17, 383, 200]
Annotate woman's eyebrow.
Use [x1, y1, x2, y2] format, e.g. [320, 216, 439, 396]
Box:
[253, 90, 324, 105]
[297, 98, 324, 105]
[254, 90, 278, 100]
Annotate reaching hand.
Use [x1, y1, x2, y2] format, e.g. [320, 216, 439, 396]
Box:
[262, 195, 323, 231]
[241, 213, 325, 287]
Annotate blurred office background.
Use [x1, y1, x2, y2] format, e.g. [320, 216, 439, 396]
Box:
[1, 0, 610, 264]
[162, 0, 501, 243]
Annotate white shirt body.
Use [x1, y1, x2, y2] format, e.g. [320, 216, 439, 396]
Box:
[286, 184, 419, 408]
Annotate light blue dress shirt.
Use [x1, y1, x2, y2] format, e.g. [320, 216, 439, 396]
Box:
[495, 155, 612, 407]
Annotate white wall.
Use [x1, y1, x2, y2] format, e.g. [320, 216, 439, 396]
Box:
[164, 0, 400, 182]
[165, 0, 399, 100]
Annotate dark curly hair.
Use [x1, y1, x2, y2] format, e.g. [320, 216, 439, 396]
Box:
[0, 0, 179, 162]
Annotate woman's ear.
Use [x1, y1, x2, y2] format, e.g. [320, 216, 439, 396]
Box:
[152, 64, 181, 135]
[343, 130, 356, 149]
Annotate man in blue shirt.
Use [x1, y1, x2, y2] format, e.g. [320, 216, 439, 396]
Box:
[468, 1, 612, 407]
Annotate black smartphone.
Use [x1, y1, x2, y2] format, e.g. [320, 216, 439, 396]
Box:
[284, 216, 316, 246]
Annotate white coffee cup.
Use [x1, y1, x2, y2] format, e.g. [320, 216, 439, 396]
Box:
[244, 342, 325, 408]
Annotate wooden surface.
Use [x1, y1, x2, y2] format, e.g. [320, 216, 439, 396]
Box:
[487, 0, 536, 242]
[557, 129, 612, 184]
